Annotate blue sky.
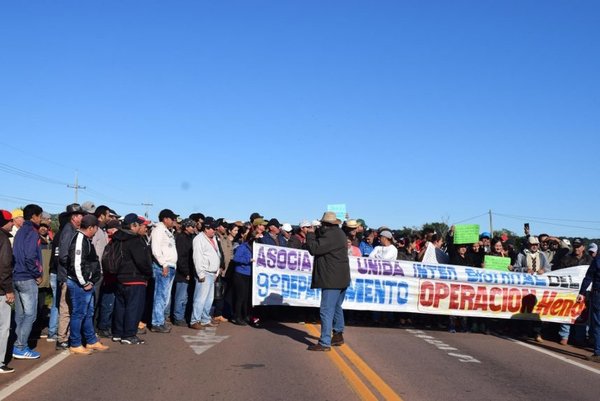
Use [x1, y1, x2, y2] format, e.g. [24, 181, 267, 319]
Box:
[1, 1, 599, 237]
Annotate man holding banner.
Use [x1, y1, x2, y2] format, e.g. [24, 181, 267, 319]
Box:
[305, 212, 351, 352]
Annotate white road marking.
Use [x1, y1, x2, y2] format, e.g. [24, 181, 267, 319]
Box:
[503, 336, 600, 375]
[406, 329, 481, 363]
[182, 328, 229, 355]
[0, 351, 70, 400]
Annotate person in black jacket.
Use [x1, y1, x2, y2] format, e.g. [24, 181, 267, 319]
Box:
[305, 212, 351, 351]
[112, 214, 153, 345]
[0, 210, 15, 372]
[172, 219, 196, 326]
[66, 215, 108, 355]
[577, 256, 600, 362]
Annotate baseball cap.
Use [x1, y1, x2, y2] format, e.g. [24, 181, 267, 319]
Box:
[158, 209, 178, 221]
[282, 223, 292, 232]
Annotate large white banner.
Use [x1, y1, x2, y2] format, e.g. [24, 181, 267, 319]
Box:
[252, 244, 590, 324]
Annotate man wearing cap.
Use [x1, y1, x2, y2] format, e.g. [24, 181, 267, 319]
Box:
[281, 223, 293, 244]
[0, 211, 15, 372]
[555, 238, 593, 345]
[172, 219, 197, 326]
[56, 203, 86, 350]
[305, 212, 351, 351]
[12, 204, 44, 359]
[9, 208, 23, 246]
[589, 243, 598, 259]
[150, 209, 178, 333]
[260, 218, 283, 246]
[66, 215, 108, 354]
[191, 217, 222, 329]
[92, 205, 113, 337]
[287, 221, 311, 250]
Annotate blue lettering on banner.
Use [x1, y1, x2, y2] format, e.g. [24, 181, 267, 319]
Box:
[413, 264, 458, 280]
[256, 273, 318, 300]
[345, 279, 409, 305]
[464, 268, 549, 287]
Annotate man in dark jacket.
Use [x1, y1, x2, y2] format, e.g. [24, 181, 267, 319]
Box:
[66, 215, 108, 355]
[0, 210, 15, 372]
[305, 212, 351, 351]
[173, 219, 196, 326]
[12, 204, 43, 360]
[56, 203, 86, 350]
[577, 256, 600, 362]
[112, 214, 152, 345]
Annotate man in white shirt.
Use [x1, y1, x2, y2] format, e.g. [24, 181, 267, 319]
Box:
[150, 209, 178, 333]
[369, 230, 398, 261]
[190, 217, 222, 329]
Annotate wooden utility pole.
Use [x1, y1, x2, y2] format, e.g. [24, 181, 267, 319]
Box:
[67, 171, 86, 203]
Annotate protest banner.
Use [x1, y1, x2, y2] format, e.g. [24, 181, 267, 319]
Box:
[484, 255, 512, 271]
[252, 244, 587, 324]
[453, 224, 480, 244]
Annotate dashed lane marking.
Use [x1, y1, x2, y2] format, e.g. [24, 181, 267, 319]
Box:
[406, 329, 481, 363]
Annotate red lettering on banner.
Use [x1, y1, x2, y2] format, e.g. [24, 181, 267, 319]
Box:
[489, 287, 502, 312]
[550, 299, 564, 315]
[449, 284, 460, 309]
[434, 282, 450, 308]
[507, 288, 521, 313]
[459, 285, 475, 310]
[419, 281, 435, 307]
[473, 286, 489, 311]
[535, 291, 557, 316]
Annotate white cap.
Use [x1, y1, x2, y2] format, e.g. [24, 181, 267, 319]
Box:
[311, 219, 322, 227]
[299, 220, 311, 228]
[282, 223, 292, 232]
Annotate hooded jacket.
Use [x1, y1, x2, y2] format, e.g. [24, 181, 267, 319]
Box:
[112, 229, 152, 284]
[0, 228, 13, 295]
[67, 230, 101, 286]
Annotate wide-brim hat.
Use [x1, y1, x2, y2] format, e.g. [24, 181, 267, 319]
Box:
[320, 211, 341, 225]
[65, 203, 86, 216]
[344, 219, 359, 229]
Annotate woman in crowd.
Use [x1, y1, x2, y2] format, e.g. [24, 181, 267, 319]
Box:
[230, 234, 257, 326]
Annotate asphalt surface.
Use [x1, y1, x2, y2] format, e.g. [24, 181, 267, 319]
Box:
[0, 320, 598, 401]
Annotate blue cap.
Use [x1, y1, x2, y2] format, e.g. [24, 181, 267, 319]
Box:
[480, 232, 491, 239]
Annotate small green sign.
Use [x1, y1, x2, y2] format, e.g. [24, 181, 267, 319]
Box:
[484, 255, 511, 271]
[453, 224, 480, 244]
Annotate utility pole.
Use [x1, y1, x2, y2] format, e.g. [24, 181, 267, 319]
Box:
[67, 171, 86, 204]
[141, 202, 153, 218]
[489, 209, 493, 237]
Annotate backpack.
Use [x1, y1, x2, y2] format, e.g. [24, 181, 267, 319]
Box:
[102, 239, 124, 275]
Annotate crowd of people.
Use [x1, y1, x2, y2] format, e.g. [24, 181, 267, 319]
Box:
[0, 202, 598, 373]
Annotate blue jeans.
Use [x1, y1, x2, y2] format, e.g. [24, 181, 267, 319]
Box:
[151, 264, 175, 326]
[67, 279, 97, 347]
[319, 288, 347, 347]
[48, 273, 58, 338]
[98, 281, 116, 330]
[191, 274, 215, 325]
[173, 281, 189, 323]
[14, 279, 39, 350]
[113, 283, 146, 338]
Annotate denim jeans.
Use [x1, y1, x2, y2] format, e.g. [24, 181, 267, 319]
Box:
[0, 295, 11, 364]
[151, 263, 175, 326]
[319, 288, 346, 347]
[67, 279, 97, 347]
[113, 283, 146, 338]
[191, 274, 215, 325]
[48, 273, 58, 338]
[173, 281, 189, 323]
[14, 279, 39, 350]
[98, 281, 117, 331]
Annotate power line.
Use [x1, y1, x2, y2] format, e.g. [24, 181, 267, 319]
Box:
[494, 212, 600, 232]
[0, 162, 69, 186]
[0, 194, 64, 207]
[493, 212, 600, 225]
[451, 212, 488, 225]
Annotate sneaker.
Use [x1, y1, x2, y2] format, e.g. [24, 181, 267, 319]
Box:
[150, 324, 171, 333]
[121, 336, 145, 345]
[55, 341, 69, 351]
[97, 329, 112, 338]
[331, 332, 344, 346]
[201, 322, 219, 328]
[173, 319, 187, 327]
[13, 347, 41, 360]
[46, 336, 58, 342]
[86, 341, 110, 351]
[535, 335, 544, 343]
[111, 336, 122, 342]
[190, 322, 205, 330]
[69, 346, 92, 355]
[0, 365, 15, 374]
[230, 319, 247, 326]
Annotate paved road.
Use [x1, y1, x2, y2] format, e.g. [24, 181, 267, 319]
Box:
[0, 321, 598, 401]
